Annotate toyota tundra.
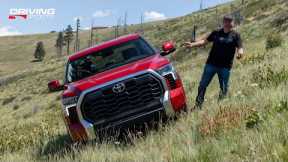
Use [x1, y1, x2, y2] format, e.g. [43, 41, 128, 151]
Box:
[48, 34, 187, 142]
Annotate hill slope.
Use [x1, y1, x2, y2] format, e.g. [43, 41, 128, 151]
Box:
[0, 0, 288, 161]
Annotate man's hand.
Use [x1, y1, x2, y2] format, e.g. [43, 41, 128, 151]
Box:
[236, 48, 244, 60]
[182, 42, 194, 48]
[236, 53, 243, 60]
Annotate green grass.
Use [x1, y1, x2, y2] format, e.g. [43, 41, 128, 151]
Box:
[0, 0, 288, 161]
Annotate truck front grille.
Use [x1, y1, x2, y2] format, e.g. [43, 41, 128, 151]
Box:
[80, 73, 164, 126]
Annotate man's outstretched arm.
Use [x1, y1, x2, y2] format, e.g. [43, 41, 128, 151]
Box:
[182, 39, 208, 48]
[182, 31, 215, 49]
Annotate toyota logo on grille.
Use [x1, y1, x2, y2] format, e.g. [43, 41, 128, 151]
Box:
[112, 82, 126, 94]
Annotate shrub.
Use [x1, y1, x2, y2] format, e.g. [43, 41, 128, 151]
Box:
[252, 64, 288, 88]
[266, 32, 283, 50]
[12, 104, 19, 110]
[199, 106, 251, 136]
[275, 99, 288, 113]
[271, 11, 288, 31]
[2, 96, 16, 105]
[245, 110, 261, 129]
[242, 52, 265, 64]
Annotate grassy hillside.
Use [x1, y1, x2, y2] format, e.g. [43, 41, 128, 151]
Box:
[0, 0, 288, 161]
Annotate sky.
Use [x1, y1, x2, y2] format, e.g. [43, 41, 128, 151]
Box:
[0, 0, 232, 36]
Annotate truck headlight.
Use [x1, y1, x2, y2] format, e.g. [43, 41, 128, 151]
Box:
[62, 96, 78, 107]
[62, 96, 79, 121]
[157, 64, 177, 79]
[157, 64, 180, 90]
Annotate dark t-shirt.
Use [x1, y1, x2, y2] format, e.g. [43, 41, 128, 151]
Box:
[206, 28, 242, 69]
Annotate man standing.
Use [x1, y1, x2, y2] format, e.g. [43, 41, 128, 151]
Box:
[183, 16, 244, 109]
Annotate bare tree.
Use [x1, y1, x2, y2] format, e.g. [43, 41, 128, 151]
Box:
[123, 11, 128, 34]
[74, 18, 80, 52]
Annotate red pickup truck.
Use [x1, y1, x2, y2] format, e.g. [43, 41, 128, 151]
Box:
[48, 34, 187, 142]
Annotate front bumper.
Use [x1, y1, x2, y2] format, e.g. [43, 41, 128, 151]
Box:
[95, 108, 166, 135]
[68, 69, 185, 141]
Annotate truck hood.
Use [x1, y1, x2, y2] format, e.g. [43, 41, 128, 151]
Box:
[66, 54, 170, 94]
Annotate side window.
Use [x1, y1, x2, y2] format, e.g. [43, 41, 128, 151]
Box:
[66, 62, 77, 83]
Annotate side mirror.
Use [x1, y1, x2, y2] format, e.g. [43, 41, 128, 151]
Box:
[48, 80, 64, 92]
[160, 41, 176, 56]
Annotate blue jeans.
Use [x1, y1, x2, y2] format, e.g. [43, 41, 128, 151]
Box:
[196, 64, 231, 107]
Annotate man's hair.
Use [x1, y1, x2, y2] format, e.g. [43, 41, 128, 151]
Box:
[223, 15, 234, 22]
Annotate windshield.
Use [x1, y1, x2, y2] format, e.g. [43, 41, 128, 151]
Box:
[65, 38, 156, 83]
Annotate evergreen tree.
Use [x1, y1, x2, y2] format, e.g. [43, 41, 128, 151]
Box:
[34, 41, 46, 61]
[55, 32, 65, 56]
[64, 25, 74, 55]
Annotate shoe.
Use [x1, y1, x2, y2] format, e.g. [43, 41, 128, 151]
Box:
[192, 103, 202, 111]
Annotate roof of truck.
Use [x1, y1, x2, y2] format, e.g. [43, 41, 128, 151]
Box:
[68, 33, 141, 61]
